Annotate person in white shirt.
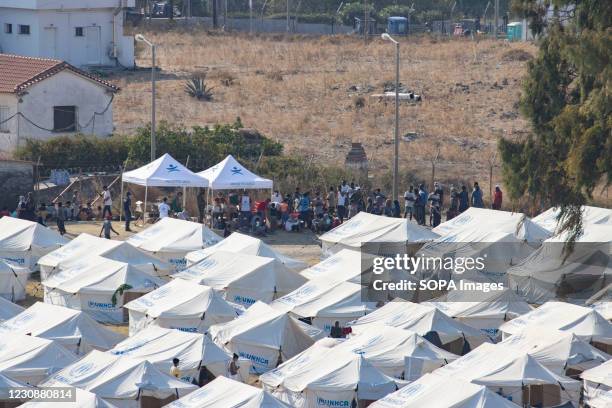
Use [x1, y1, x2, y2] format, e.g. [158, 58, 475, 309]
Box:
[337, 190, 347, 222]
[158, 197, 171, 219]
[340, 180, 350, 194]
[403, 186, 416, 220]
[101, 186, 112, 219]
[271, 190, 282, 204]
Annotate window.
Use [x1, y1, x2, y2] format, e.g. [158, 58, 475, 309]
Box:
[53, 106, 77, 132]
[4, 23, 11, 34]
[18, 24, 30, 35]
[75, 27, 83, 37]
[0, 106, 9, 132]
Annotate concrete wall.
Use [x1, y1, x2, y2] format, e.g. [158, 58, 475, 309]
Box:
[0, 160, 33, 211]
[0, 7, 134, 67]
[0, 94, 19, 154]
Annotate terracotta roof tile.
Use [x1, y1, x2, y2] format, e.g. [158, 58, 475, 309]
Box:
[0, 54, 119, 93]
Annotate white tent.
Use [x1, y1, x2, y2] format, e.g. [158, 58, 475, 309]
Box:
[262, 348, 398, 408]
[433, 342, 581, 406]
[108, 326, 250, 383]
[165, 376, 291, 408]
[348, 300, 490, 353]
[124, 278, 240, 335]
[127, 218, 222, 271]
[173, 251, 306, 308]
[299, 248, 370, 283]
[319, 212, 438, 257]
[20, 388, 119, 408]
[432, 208, 551, 245]
[533, 205, 612, 233]
[271, 279, 376, 333]
[0, 372, 33, 402]
[0, 333, 76, 385]
[498, 327, 610, 375]
[209, 301, 324, 374]
[0, 296, 24, 322]
[370, 373, 520, 408]
[507, 225, 611, 304]
[38, 233, 172, 280]
[0, 258, 30, 301]
[426, 286, 533, 337]
[0, 302, 125, 354]
[185, 232, 307, 272]
[593, 301, 612, 321]
[197, 154, 272, 190]
[0, 217, 67, 270]
[40, 350, 197, 408]
[581, 360, 612, 408]
[43, 257, 166, 323]
[499, 301, 612, 345]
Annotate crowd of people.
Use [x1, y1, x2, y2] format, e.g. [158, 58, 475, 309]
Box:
[1, 179, 503, 237]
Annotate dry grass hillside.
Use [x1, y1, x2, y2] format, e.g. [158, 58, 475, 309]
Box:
[112, 29, 536, 188]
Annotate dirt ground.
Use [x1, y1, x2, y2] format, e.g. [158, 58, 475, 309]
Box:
[21, 220, 323, 336]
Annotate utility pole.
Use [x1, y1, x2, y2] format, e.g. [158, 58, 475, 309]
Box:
[363, 0, 368, 45]
[287, 0, 290, 32]
[212, 0, 218, 28]
[494, 0, 499, 39]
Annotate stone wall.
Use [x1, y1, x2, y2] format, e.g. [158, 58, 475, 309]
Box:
[0, 160, 33, 211]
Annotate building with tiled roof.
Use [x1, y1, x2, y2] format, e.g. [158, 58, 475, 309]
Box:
[0, 54, 119, 154]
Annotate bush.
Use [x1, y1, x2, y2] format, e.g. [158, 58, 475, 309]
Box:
[378, 5, 414, 23]
[338, 2, 375, 26]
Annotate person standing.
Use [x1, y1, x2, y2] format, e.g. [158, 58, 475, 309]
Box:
[71, 190, 81, 220]
[415, 184, 428, 225]
[228, 354, 240, 381]
[170, 358, 181, 379]
[99, 215, 119, 239]
[326, 186, 336, 214]
[272, 190, 282, 205]
[158, 197, 171, 219]
[337, 190, 347, 222]
[171, 192, 183, 215]
[458, 185, 469, 213]
[492, 185, 503, 210]
[403, 186, 416, 220]
[101, 186, 112, 219]
[55, 202, 66, 235]
[24, 192, 36, 221]
[197, 190, 206, 223]
[123, 191, 133, 232]
[471, 182, 484, 208]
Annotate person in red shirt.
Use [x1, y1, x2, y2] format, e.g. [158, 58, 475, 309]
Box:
[492, 185, 503, 210]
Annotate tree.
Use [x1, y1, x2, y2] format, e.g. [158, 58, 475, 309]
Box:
[498, 0, 611, 246]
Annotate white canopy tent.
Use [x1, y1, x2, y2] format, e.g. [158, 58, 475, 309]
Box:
[20, 388, 119, 408]
[499, 301, 612, 345]
[185, 232, 307, 272]
[40, 350, 197, 408]
[127, 218, 221, 271]
[533, 205, 612, 233]
[427, 285, 533, 337]
[38, 233, 172, 280]
[0, 333, 76, 385]
[42, 257, 165, 323]
[261, 348, 399, 408]
[0, 302, 125, 354]
[507, 225, 611, 304]
[108, 326, 250, 383]
[165, 376, 291, 408]
[0, 217, 67, 270]
[0, 258, 30, 302]
[432, 207, 551, 245]
[0, 296, 24, 322]
[433, 342, 581, 407]
[271, 279, 376, 333]
[581, 360, 612, 408]
[124, 278, 240, 335]
[197, 154, 272, 192]
[348, 300, 490, 353]
[121, 153, 209, 223]
[209, 301, 324, 374]
[370, 373, 520, 408]
[319, 212, 439, 257]
[173, 251, 306, 308]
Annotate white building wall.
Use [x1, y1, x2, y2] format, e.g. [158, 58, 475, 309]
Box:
[0, 94, 19, 153]
[0, 9, 40, 57]
[1, 70, 114, 153]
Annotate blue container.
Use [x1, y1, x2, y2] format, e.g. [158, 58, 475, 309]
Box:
[507, 22, 522, 41]
[387, 16, 408, 35]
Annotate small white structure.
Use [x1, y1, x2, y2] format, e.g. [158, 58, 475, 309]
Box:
[165, 376, 291, 408]
[42, 257, 165, 323]
[209, 301, 324, 374]
[0, 302, 125, 354]
[0, 295, 24, 322]
[581, 360, 612, 408]
[38, 233, 172, 280]
[127, 217, 221, 271]
[40, 350, 198, 407]
[0, 216, 67, 270]
[20, 387, 119, 408]
[185, 232, 307, 272]
[0, 0, 135, 67]
[197, 154, 273, 191]
[0, 54, 119, 153]
[0, 333, 76, 385]
[533, 205, 612, 233]
[124, 278, 240, 335]
[0, 258, 30, 301]
[173, 251, 306, 308]
[108, 326, 251, 383]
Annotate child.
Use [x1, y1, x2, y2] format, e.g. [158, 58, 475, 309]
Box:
[99, 215, 119, 239]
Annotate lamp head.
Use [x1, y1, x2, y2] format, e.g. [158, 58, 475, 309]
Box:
[381, 33, 391, 41]
[135, 34, 146, 42]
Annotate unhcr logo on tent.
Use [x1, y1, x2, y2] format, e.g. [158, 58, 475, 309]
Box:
[2, 312, 33, 330]
[166, 164, 180, 173]
[110, 340, 148, 355]
[68, 362, 94, 379]
[230, 166, 243, 175]
[316, 397, 350, 406]
[87, 300, 116, 310]
[149, 286, 172, 300]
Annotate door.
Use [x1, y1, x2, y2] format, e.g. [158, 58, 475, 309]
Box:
[85, 26, 101, 65]
[41, 27, 57, 58]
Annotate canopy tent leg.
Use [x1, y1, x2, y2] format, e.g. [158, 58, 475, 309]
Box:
[144, 186, 148, 224]
[119, 181, 124, 222]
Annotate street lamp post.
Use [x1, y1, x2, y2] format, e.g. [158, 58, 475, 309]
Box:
[135, 34, 156, 161]
[382, 33, 400, 202]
